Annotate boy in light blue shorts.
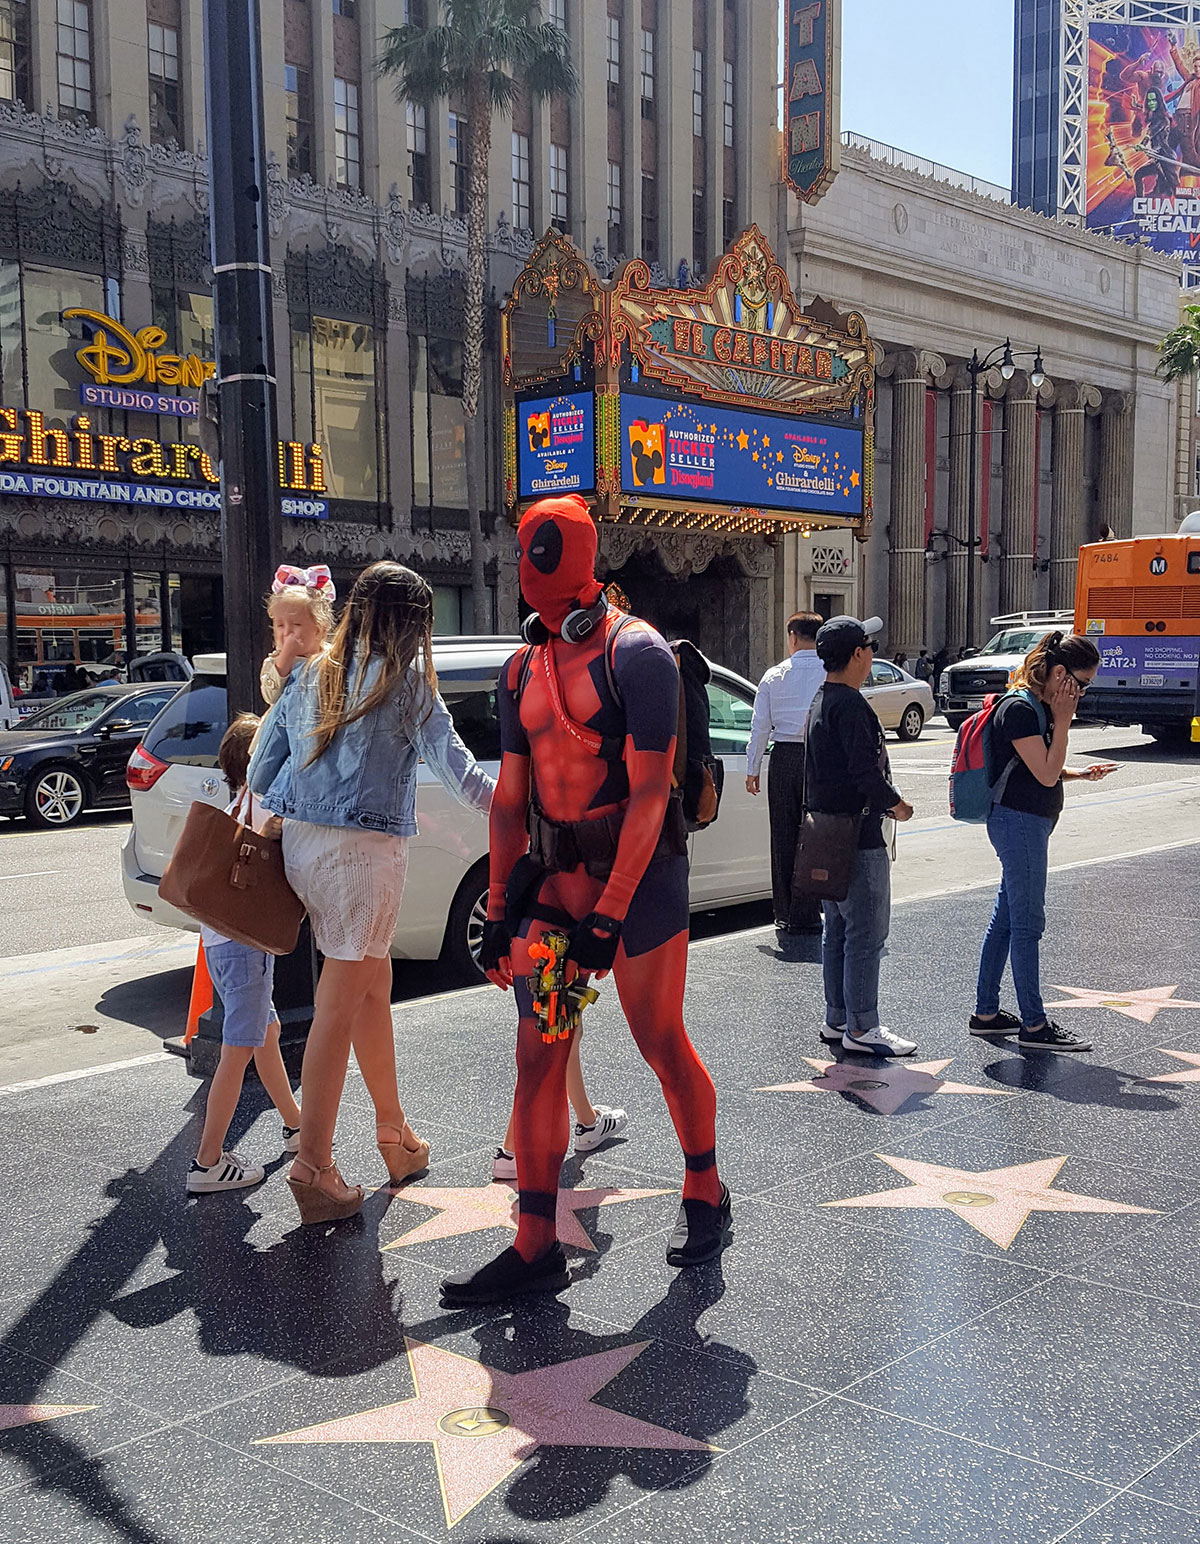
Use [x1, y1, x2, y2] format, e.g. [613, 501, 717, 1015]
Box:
[187, 714, 302, 1194]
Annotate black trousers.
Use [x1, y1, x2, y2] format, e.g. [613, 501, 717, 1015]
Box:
[767, 741, 822, 930]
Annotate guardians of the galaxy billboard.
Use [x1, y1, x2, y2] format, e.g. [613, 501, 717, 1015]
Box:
[1087, 23, 1200, 260]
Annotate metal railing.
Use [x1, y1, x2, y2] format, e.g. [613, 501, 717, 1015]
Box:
[841, 131, 1011, 203]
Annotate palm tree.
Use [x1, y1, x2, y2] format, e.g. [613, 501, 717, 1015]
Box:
[380, 1, 576, 633]
[1158, 304, 1200, 382]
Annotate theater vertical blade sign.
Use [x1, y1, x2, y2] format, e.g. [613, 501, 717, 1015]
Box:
[784, 0, 841, 204]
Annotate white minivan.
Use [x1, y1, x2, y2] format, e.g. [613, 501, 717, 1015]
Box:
[121, 638, 772, 975]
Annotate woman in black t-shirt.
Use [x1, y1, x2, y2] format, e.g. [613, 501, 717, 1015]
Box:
[970, 632, 1115, 1053]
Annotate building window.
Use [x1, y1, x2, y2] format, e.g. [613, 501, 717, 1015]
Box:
[692, 48, 704, 138]
[549, 142, 568, 232]
[512, 130, 530, 230]
[333, 76, 360, 189]
[56, 0, 93, 123]
[1, 262, 104, 414]
[723, 58, 734, 147]
[607, 14, 620, 102]
[448, 111, 468, 218]
[606, 160, 622, 253]
[285, 63, 313, 178]
[641, 173, 657, 262]
[640, 28, 654, 101]
[548, 0, 566, 29]
[410, 332, 469, 510]
[333, 0, 356, 13]
[147, 22, 182, 146]
[0, 2, 31, 108]
[692, 189, 706, 276]
[722, 195, 735, 247]
[293, 316, 377, 502]
[407, 100, 429, 206]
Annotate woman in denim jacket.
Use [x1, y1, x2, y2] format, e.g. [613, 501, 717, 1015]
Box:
[249, 562, 493, 1223]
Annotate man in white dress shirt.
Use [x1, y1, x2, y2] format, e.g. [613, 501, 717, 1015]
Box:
[746, 612, 827, 940]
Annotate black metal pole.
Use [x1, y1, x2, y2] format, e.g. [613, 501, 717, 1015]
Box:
[966, 352, 979, 654]
[204, 0, 280, 717]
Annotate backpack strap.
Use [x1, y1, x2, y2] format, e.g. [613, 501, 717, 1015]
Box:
[989, 688, 1049, 806]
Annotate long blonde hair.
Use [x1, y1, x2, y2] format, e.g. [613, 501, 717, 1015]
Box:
[1012, 630, 1100, 696]
[305, 562, 436, 766]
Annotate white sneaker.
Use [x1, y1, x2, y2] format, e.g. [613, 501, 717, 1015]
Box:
[281, 1123, 301, 1154]
[574, 1106, 628, 1153]
[492, 1146, 517, 1182]
[819, 1023, 846, 1044]
[186, 1151, 265, 1193]
[841, 1026, 917, 1059]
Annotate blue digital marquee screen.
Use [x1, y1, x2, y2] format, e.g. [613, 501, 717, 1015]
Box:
[516, 391, 595, 499]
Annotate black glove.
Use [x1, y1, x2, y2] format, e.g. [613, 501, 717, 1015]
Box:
[568, 912, 623, 973]
[478, 921, 513, 973]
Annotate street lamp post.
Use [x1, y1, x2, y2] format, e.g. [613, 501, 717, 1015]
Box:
[963, 339, 1045, 652]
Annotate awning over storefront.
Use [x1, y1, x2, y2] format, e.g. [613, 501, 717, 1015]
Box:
[502, 226, 876, 540]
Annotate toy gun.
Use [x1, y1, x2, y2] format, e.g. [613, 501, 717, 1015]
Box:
[527, 931, 600, 1045]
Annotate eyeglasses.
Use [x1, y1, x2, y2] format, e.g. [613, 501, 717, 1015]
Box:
[1067, 669, 1090, 695]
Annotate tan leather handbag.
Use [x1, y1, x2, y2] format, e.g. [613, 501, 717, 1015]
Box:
[158, 791, 304, 956]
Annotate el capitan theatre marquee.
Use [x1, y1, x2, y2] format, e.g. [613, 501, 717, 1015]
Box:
[504, 226, 875, 539]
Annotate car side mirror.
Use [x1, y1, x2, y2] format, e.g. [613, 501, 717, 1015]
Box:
[99, 718, 134, 738]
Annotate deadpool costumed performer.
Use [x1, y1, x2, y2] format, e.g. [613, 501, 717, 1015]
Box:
[440, 495, 729, 1305]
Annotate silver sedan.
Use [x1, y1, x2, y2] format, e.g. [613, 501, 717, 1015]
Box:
[863, 659, 936, 741]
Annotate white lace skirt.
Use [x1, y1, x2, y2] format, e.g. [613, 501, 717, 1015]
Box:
[282, 821, 408, 961]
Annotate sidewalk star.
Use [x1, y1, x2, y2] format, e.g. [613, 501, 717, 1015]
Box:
[256, 1336, 714, 1527]
[1141, 1049, 1200, 1085]
[381, 1183, 673, 1253]
[823, 1154, 1157, 1249]
[0, 1405, 95, 1431]
[1044, 985, 1200, 1023]
[757, 1058, 1016, 1116]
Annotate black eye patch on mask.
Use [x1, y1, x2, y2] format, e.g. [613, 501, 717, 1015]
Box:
[525, 519, 562, 574]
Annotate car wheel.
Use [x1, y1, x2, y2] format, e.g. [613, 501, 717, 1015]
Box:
[944, 713, 968, 731]
[897, 704, 925, 742]
[25, 764, 87, 828]
[442, 860, 490, 982]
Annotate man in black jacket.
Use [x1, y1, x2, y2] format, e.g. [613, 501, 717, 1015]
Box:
[806, 615, 916, 1058]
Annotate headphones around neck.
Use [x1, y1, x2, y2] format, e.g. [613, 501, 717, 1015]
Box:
[521, 593, 608, 646]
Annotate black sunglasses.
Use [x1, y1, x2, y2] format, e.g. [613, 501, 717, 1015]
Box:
[1067, 668, 1090, 694]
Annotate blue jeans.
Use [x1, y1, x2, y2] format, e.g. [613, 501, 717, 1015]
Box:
[822, 847, 891, 1034]
[976, 803, 1053, 1029]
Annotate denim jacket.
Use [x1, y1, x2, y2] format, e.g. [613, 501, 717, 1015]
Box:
[247, 655, 493, 837]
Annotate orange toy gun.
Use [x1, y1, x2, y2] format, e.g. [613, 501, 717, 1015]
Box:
[527, 931, 600, 1044]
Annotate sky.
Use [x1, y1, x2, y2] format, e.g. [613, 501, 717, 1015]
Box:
[836, 0, 1015, 188]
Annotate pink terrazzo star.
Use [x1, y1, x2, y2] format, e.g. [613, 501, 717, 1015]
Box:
[757, 1058, 1016, 1116]
[1141, 1049, 1200, 1085]
[823, 1154, 1157, 1249]
[257, 1336, 713, 1527]
[1044, 985, 1200, 1023]
[382, 1183, 673, 1253]
[0, 1405, 94, 1431]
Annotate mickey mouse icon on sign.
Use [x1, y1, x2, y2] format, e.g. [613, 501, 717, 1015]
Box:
[628, 420, 665, 486]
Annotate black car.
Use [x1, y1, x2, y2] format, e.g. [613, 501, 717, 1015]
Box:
[0, 682, 183, 828]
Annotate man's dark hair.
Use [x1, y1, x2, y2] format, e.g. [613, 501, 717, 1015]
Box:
[787, 611, 822, 642]
[816, 637, 861, 673]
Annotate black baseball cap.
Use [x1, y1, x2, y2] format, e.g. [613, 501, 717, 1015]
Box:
[815, 614, 883, 661]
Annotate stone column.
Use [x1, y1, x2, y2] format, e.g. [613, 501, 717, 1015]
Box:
[946, 365, 979, 650]
[878, 349, 944, 656]
[1000, 372, 1039, 615]
[1049, 382, 1103, 609]
[1098, 392, 1133, 539]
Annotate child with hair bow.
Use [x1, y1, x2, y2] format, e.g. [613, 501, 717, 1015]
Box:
[260, 564, 336, 707]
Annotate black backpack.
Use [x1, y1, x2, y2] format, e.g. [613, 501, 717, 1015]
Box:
[516, 618, 724, 833]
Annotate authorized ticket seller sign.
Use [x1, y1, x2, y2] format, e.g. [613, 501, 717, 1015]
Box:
[784, 1, 841, 203]
[619, 390, 863, 518]
[517, 391, 596, 498]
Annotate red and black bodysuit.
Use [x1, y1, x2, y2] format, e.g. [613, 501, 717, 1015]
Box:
[440, 494, 729, 1306]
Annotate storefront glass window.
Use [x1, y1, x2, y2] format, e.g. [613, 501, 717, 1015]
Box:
[8, 567, 125, 695]
[427, 337, 466, 508]
[410, 332, 431, 508]
[18, 265, 105, 416]
[292, 315, 377, 502]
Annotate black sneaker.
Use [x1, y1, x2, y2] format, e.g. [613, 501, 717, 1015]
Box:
[1017, 1020, 1092, 1053]
[666, 1185, 732, 1268]
[969, 1009, 1022, 1037]
[440, 1243, 570, 1307]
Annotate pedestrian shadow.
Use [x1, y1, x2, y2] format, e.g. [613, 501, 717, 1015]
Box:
[756, 937, 823, 965]
[474, 1264, 756, 1527]
[979, 1054, 1182, 1111]
[93, 966, 192, 1041]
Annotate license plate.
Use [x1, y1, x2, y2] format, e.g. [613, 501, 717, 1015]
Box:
[1140, 674, 1165, 687]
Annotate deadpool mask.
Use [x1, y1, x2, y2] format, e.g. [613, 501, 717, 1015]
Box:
[517, 495, 602, 634]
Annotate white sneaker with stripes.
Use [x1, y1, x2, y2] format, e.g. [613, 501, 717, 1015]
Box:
[573, 1106, 628, 1154]
[186, 1151, 266, 1193]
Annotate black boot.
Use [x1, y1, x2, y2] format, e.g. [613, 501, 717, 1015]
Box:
[440, 1242, 570, 1306]
[666, 1185, 731, 1267]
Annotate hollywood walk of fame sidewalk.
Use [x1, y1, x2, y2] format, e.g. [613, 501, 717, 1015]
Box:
[3, 843, 1200, 1543]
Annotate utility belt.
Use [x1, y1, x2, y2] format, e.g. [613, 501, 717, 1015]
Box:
[528, 792, 688, 879]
